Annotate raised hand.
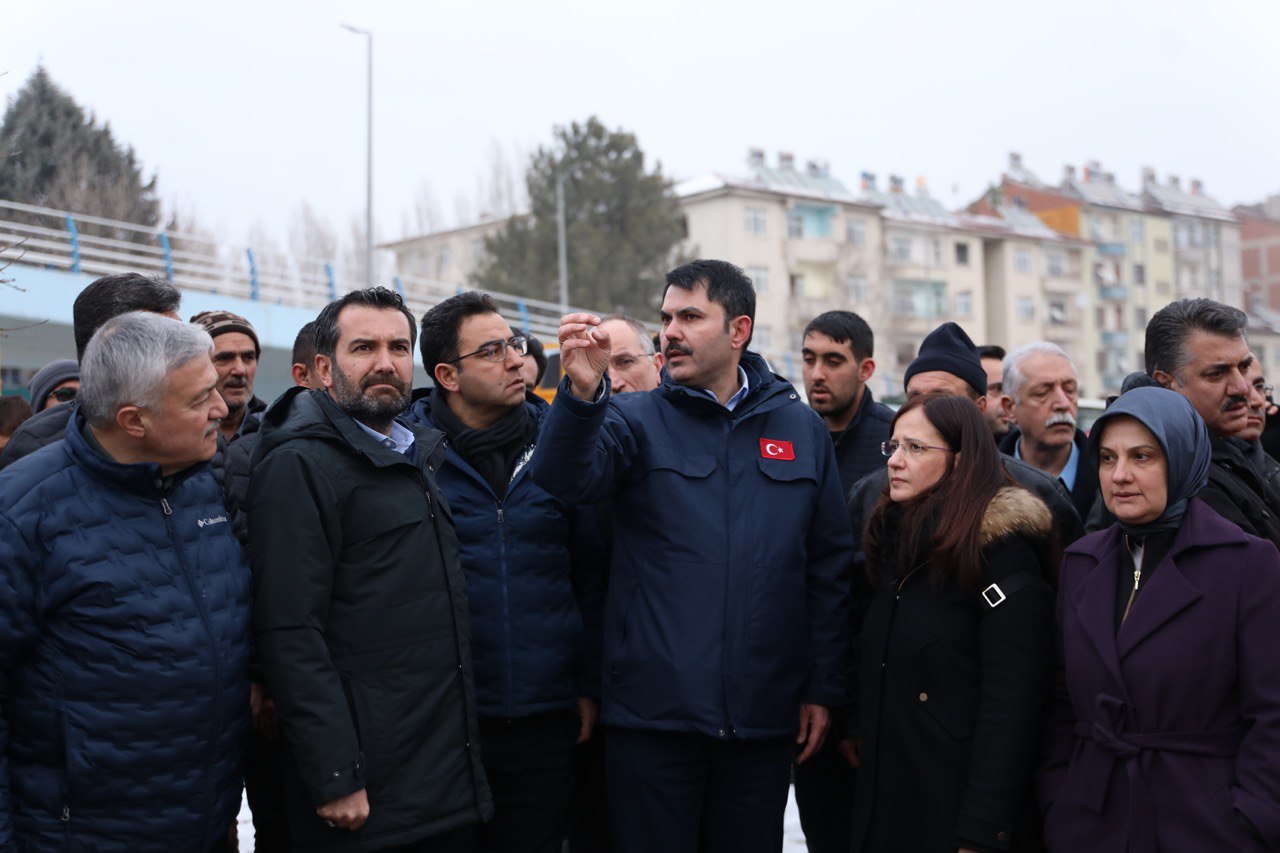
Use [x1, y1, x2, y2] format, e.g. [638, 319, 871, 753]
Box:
[557, 312, 611, 401]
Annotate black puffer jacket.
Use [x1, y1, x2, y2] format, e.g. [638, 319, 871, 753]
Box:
[248, 388, 492, 851]
[1199, 433, 1280, 547]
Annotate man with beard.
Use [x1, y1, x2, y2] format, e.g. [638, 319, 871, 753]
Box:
[1234, 358, 1280, 498]
[801, 311, 893, 493]
[191, 310, 267, 442]
[997, 342, 1098, 522]
[1146, 298, 1280, 545]
[248, 287, 491, 851]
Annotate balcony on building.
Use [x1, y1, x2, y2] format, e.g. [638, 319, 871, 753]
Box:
[1098, 285, 1129, 301]
[1096, 242, 1127, 257]
[783, 203, 840, 266]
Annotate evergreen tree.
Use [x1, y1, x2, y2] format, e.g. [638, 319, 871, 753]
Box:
[0, 67, 160, 242]
[471, 117, 685, 315]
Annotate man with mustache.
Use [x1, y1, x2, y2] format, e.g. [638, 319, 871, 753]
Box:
[248, 287, 491, 850]
[1146, 298, 1280, 545]
[191, 310, 267, 443]
[997, 342, 1099, 522]
[403, 292, 605, 853]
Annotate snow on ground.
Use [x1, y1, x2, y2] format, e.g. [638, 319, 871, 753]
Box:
[238, 786, 810, 852]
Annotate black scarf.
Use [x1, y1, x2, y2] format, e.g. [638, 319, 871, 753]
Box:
[428, 393, 538, 498]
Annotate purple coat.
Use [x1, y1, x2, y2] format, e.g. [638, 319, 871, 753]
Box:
[1039, 498, 1280, 852]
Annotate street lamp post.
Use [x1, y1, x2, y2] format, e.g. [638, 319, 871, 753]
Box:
[341, 24, 373, 289]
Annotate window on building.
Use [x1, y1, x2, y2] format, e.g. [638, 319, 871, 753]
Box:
[1045, 250, 1065, 278]
[754, 326, 772, 350]
[438, 246, 452, 271]
[847, 275, 868, 302]
[1016, 297, 1035, 322]
[469, 238, 485, 260]
[1188, 221, 1203, 248]
[955, 242, 970, 266]
[954, 290, 972, 317]
[1130, 218, 1145, 245]
[747, 266, 769, 295]
[896, 343, 916, 367]
[790, 274, 805, 297]
[930, 239, 943, 266]
[1049, 299, 1067, 325]
[1015, 249, 1032, 273]
[1134, 307, 1148, 328]
[1133, 263, 1146, 286]
[846, 219, 866, 247]
[891, 236, 912, 262]
[787, 211, 804, 239]
[745, 206, 767, 236]
[1156, 279, 1170, 295]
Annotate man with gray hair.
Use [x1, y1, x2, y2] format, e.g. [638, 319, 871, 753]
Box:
[0, 312, 251, 850]
[598, 313, 663, 394]
[1146, 297, 1280, 544]
[997, 341, 1098, 521]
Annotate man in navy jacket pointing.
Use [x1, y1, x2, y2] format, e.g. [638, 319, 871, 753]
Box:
[530, 259, 853, 853]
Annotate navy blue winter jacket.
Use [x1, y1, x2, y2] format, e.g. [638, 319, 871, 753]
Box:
[405, 391, 605, 719]
[529, 353, 853, 739]
[0, 413, 251, 852]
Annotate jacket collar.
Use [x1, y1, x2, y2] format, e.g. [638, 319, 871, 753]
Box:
[657, 351, 794, 416]
[1068, 498, 1244, 672]
[63, 407, 207, 496]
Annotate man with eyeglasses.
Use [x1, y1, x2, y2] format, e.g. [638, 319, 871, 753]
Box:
[404, 291, 605, 853]
[25, 359, 80, 413]
[598, 314, 663, 394]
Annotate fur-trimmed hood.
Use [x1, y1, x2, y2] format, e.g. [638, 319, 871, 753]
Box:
[979, 485, 1054, 548]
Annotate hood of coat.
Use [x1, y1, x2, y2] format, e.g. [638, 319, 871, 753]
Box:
[979, 485, 1053, 549]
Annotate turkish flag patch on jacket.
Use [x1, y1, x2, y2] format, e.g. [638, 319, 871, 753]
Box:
[759, 439, 795, 460]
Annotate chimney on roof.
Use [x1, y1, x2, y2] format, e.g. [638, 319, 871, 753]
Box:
[1010, 151, 1023, 168]
[1142, 166, 1156, 186]
[916, 176, 929, 197]
[1104, 172, 1115, 184]
[889, 175, 905, 194]
[779, 152, 795, 171]
[1064, 164, 1076, 183]
[1169, 174, 1181, 190]
[1191, 179, 1203, 195]
[861, 172, 876, 192]
[747, 148, 765, 169]
[806, 159, 829, 179]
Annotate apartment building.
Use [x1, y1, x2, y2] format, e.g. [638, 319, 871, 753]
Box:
[1235, 195, 1280, 310]
[1141, 170, 1242, 308]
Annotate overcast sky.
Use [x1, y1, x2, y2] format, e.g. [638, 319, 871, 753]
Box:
[6, 0, 1279, 254]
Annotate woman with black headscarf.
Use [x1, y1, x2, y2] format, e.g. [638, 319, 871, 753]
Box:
[1039, 386, 1280, 852]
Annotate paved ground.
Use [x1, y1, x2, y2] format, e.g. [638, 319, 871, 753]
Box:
[237, 786, 810, 851]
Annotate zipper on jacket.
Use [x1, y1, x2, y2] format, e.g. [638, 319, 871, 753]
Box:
[161, 491, 221, 842]
[498, 502, 514, 717]
[60, 806, 70, 821]
[1121, 535, 1143, 626]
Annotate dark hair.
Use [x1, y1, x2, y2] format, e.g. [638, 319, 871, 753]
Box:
[664, 259, 756, 347]
[313, 287, 417, 358]
[864, 394, 1014, 591]
[419, 290, 502, 378]
[0, 396, 33, 436]
[977, 344, 1006, 361]
[803, 311, 874, 360]
[291, 321, 318, 367]
[72, 273, 182, 360]
[1145, 298, 1248, 381]
[525, 334, 548, 385]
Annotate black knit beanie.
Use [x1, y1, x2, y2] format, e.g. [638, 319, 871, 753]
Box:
[903, 322, 987, 397]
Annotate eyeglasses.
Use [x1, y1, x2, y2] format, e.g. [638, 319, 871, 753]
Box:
[48, 387, 78, 403]
[448, 334, 529, 364]
[881, 439, 953, 458]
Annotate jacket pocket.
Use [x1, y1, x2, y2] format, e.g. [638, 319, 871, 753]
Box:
[916, 638, 976, 740]
[643, 450, 716, 479]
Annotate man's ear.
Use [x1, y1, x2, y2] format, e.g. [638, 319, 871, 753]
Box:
[1151, 370, 1175, 389]
[974, 393, 988, 413]
[115, 405, 147, 439]
[653, 352, 665, 369]
[434, 362, 461, 393]
[316, 354, 335, 391]
[858, 357, 876, 383]
[730, 316, 752, 351]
